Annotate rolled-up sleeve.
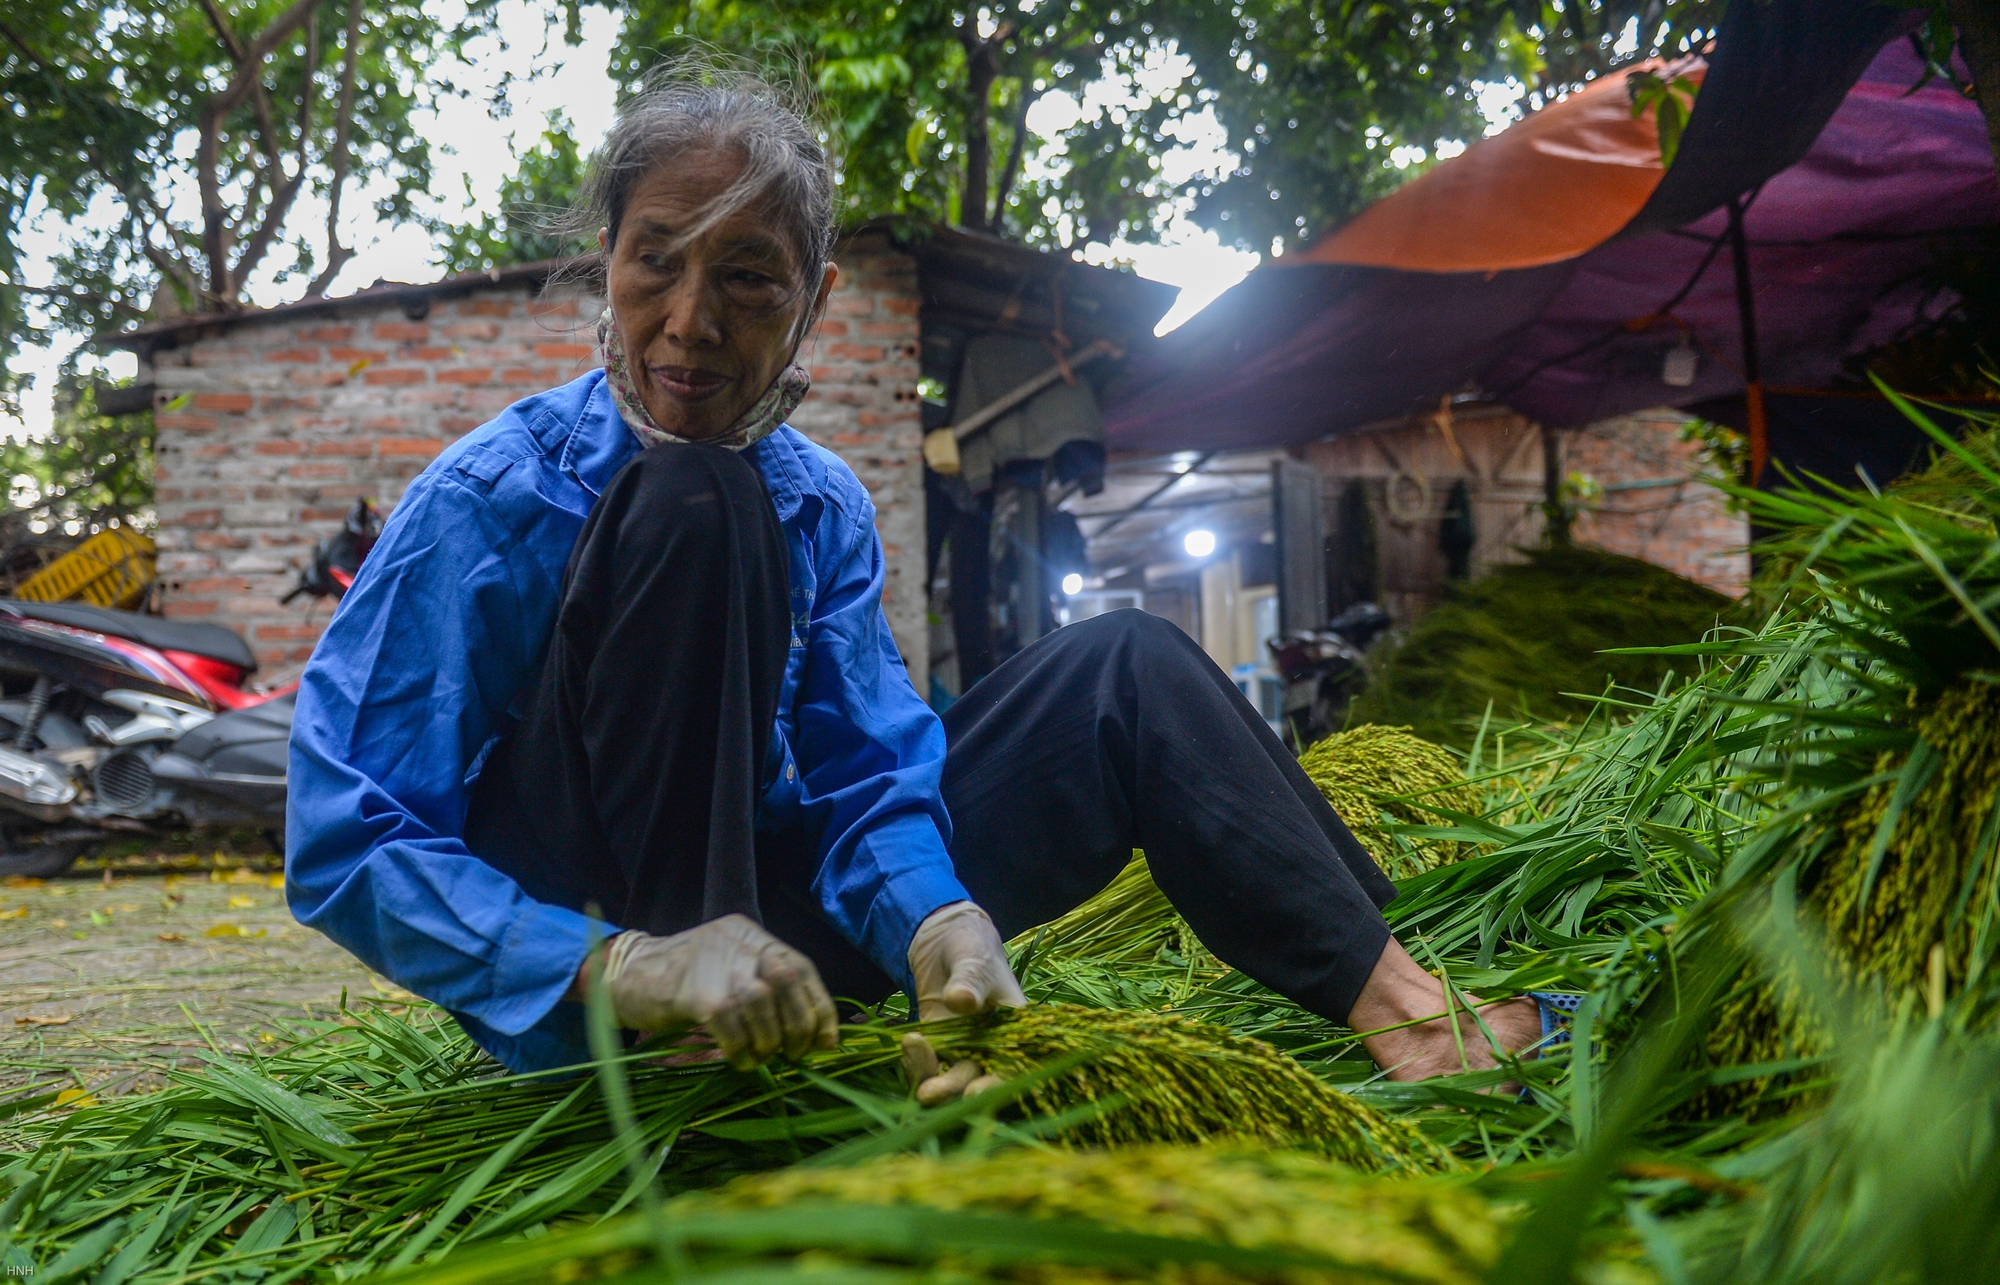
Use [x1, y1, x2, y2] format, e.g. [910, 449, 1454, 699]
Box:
[286, 471, 610, 1064]
[792, 501, 970, 990]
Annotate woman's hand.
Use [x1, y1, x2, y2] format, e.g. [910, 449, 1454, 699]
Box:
[908, 901, 1026, 1021]
[591, 914, 839, 1069]
[901, 901, 1025, 1103]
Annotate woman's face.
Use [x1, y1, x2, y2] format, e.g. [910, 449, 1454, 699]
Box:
[603, 148, 836, 441]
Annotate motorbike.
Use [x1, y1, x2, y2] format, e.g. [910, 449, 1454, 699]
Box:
[0, 500, 378, 876]
[1266, 601, 1392, 752]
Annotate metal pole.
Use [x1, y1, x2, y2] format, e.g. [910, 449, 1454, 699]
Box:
[1727, 194, 1768, 485]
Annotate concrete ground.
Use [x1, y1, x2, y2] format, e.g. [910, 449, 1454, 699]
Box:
[0, 849, 409, 1106]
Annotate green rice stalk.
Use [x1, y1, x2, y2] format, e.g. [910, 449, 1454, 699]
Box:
[923, 1004, 1453, 1171]
[1297, 725, 1484, 878]
[375, 1146, 1509, 1285]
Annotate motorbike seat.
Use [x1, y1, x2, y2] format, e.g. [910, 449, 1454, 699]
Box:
[0, 600, 258, 672]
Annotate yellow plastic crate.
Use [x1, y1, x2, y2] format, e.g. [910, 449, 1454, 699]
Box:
[16, 528, 157, 609]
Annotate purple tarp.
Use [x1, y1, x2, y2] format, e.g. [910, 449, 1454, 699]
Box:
[1105, 34, 1999, 454]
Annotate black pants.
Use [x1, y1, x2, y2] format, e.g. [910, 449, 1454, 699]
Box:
[466, 446, 1395, 1025]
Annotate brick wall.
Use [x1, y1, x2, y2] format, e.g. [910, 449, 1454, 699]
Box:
[143, 230, 927, 688]
[1565, 409, 1750, 596]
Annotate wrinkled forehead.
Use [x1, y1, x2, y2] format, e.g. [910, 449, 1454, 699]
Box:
[618, 155, 800, 273]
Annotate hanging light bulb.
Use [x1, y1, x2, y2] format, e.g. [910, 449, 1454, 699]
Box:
[1662, 334, 1699, 387]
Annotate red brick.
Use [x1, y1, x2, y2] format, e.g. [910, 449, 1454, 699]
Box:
[816, 320, 850, 338]
[300, 506, 358, 522]
[177, 508, 221, 529]
[402, 346, 455, 362]
[288, 462, 350, 480]
[500, 366, 556, 385]
[363, 415, 414, 431]
[328, 347, 388, 365]
[825, 343, 885, 362]
[435, 367, 495, 385]
[440, 415, 484, 433]
[372, 321, 430, 342]
[161, 601, 220, 618]
[881, 297, 919, 317]
[180, 577, 254, 595]
[442, 322, 502, 341]
[458, 299, 515, 317]
[299, 325, 354, 342]
[252, 440, 303, 456]
[859, 321, 914, 339]
[257, 395, 318, 411]
[156, 413, 219, 432]
[265, 347, 322, 364]
[363, 367, 427, 386]
[533, 342, 595, 361]
[251, 623, 327, 642]
[527, 298, 580, 319]
[191, 531, 249, 551]
[378, 438, 446, 458]
[309, 440, 374, 457]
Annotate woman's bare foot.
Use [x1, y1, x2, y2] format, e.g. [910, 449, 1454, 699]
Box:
[1346, 938, 1542, 1084]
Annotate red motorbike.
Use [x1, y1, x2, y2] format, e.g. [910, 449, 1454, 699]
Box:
[0, 500, 378, 875]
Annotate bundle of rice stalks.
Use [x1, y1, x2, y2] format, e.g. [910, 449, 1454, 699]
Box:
[1691, 406, 2000, 1116]
[1009, 852, 1194, 968]
[382, 1147, 1510, 1285]
[1297, 725, 1483, 878]
[924, 1004, 1453, 1172]
[1349, 545, 1734, 746]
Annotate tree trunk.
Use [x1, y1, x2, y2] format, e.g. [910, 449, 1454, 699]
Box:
[1946, 0, 2000, 165]
[961, 39, 997, 231]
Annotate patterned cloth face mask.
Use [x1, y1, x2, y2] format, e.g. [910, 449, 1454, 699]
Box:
[596, 309, 811, 452]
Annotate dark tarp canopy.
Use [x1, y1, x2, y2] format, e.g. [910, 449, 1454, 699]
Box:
[1103, 0, 1999, 457]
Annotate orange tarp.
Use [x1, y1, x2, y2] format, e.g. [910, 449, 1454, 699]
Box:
[1297, 60, 1706, 274]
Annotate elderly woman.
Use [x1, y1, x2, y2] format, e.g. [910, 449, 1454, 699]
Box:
[288, 71, 1543, 1095]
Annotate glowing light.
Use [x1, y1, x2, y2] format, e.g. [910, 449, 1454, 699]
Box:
[1061, 572, 1084, 596]
[1184, 529, 1217, 558]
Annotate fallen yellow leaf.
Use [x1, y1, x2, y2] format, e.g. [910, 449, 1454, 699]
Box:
[0, 906, 26, 919]
[227, 894, 258, 909]
[53, 1088, 97, 1108]
[156, 932, 183, 942]
[228, 867, 260, 885]
[16, 1013, 74, 1026]
[266, 873, 286, 889]
[204, 923, 266, 938]
[49, 918, 67, 929]
[2, 875, 42, 888]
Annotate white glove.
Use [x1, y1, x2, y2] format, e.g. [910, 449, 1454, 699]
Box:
[908, 900, 1027, 1021]
[900, 901, 1025, 1104]
[595, 914, 838, 1069]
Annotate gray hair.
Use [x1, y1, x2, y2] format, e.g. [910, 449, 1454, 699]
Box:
[561, 56, 836, 345]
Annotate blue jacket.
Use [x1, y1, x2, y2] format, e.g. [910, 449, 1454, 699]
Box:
[287, 370, 970, 1072]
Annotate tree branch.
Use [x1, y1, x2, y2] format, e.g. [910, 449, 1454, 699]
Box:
[990, 81, 1044, 229]
[195, 0, 323, 304]
[0, 18, 48, 70]
[306, 1, 365, 298]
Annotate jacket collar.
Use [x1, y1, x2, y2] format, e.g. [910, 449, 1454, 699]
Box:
[559, 371, 818, 527]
